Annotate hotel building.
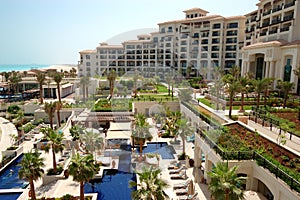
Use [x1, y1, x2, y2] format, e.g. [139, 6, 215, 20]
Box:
[78, 0, 300, 92]
[78, 8, 246, 80]
[242, 0, 300, 93]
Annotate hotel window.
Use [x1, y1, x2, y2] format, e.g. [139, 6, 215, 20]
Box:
[161, 27, 165, 33]
[168, 27, 173, 32]
[100, 50, 107, 54]
[213, 23, 221, 29]
[126, 45, 135, 49]
[96, 55, 98, 59]
[85, 55, 90, 59]
[86, 67, 91, 71]
[227, 22, 238, 29]
[100, 61, 107, 66]
[86, 62, 90, 66]
[96, 62, 98, 66]
[153, 37, 158, 43]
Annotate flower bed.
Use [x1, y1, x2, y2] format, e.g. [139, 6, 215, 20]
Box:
[225, 123, 300, 180]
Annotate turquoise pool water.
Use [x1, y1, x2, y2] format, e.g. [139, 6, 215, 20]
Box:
[0, 192, 22, 200]
[0, 155, 27, 189]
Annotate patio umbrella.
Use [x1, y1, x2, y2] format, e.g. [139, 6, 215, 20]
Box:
[188, 180, 194, 195]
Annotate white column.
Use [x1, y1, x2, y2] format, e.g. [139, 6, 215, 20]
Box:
[265, 61, 270, 78]
[269, 61, 275, 78]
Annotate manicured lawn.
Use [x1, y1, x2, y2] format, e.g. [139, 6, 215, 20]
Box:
[156, 84, 169, 93]
[198, 98, 253, 111]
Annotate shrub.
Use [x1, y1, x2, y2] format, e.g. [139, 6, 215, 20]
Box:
[47, 166, 63, 175]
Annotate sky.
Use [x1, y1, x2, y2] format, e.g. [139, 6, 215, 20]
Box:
[0, 0, 258, 65]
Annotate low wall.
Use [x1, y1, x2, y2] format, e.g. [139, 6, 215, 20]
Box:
[1, 146, 23, 158]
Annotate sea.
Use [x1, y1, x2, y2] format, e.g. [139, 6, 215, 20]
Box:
[0, 64, 50, 73]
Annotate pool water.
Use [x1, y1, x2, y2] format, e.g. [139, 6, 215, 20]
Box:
[84, 151, 136, 200]
[0, 192, 22, 200]
[137, 142, 176, 159]
[0, 155, 28, 189]
[85, 142, 175, 200]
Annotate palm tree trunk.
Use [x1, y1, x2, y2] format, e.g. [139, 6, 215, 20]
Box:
[57, 109, 61, 127]
[80, 181, 84, 200]
[239, 92, 244, 112]
[29, 180, 36, 200]
[39, 86, 43, 104]
[139, 140, 143, 159]
[181, 136, 186, 155]
[57, 84, 61, 103]
[82, 85, 86, 101]
[50, 118, 53, 130]
[229, 96, 233, 118]
[86, 86, 89, 100]
[257, 93, 260, 108]
[52, 144, 57, 173]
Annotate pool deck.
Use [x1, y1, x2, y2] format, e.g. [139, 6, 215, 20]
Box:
[0, 104, 267, 200]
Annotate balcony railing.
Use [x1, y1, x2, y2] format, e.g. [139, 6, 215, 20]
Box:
[260, 32, 267, 36]
[280, 27, 290, 32]
[269, 29, 278, 35]
[197, 128, 300, 194]
[284, 1, 295, 8]
[283, 15, 294, 21]
[263, 10, 271, 16]
[272, 6, 282, 13]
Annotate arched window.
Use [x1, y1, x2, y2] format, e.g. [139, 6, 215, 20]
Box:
[284, 58, 292, 82]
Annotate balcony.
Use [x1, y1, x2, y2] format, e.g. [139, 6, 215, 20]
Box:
[272, 6, 282, 13]
[250, 16, 257, 22]
[260, 32, 267, 36]
[226, 47, 237, 51]
[284, 1, 295, 8]
[211, 54, 219, 58]
[271, 18, 281, 24]
[212, 40, 219, 44]
[280, 27, 290, 32]
[226, 39, 237, 44]
[212, 32, 220, 37]
[283, 14, 294, 21]
[263, 10, 271, 16]
[262, 22, 270, 27]
[246, 36, 251, 40]
[269, 29, 278, 35]
[225, 53, 236, 58]
[201, 32, 209, 37]
[201, 40, 208, 45]
[211, 47, 220, 51]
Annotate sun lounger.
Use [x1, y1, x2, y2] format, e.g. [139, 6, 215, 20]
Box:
[169, 166, 186, 174]
[175, 188, 188, 195]
[173, 179, 191, 190]
[170, 171, 188, 180]
[177, 192, 198, 200]
[168, 161, 181, 170]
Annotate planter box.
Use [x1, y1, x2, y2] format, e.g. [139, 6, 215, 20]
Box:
[1, 146, 23, 158]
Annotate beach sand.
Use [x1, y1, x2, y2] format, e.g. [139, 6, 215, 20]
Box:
[43, 64, 77, 72]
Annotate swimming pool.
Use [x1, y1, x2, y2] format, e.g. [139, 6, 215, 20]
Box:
[84, 151, 136, 200]
[0, 155, 28, 189]
[0, 192, 22, 200]
[137, 142, 176, 159]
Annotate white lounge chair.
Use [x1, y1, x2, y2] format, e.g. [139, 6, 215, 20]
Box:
[177, 192, 198, 200]
[173, 179, 191, 190]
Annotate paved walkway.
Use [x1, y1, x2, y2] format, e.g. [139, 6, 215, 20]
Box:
[0, 117, 18, 162]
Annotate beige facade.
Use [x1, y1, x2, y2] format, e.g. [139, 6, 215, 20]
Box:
[242, 0, 300, 93]
[78, 8, 246, 80]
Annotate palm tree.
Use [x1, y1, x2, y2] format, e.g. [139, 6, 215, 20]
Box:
[208, 162, 246, 200]
[41, 127, 65, 174]
[52, 72, 63, 103]
[46, 78, 51, 98]
[107, 70, 117, 97]
[166, 73, 172, 96]
[132, 114, 153, 159]
[253, 78, 272, 108]
[80, 130, 104, 159]
[276, 80, 294, 108]
[164, 111, 181, 139]
[69, 124, 84, 141]
[56, 101, 62, 127]
[238, 76, 251, 112]
[36, 72, 46, 104]
[223, 74, 242, 118]
[69, 153, 99, 200]
[9, 71, 22, 94]
[177, 118, 194, 155]
[129, 166, 169, 200]
[44, 101, 57, 129]
[19, 150, 45, 200]
[133, 70, 142, 98]
[212, 66, 224, 111]
[80, 76, 90, 101]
